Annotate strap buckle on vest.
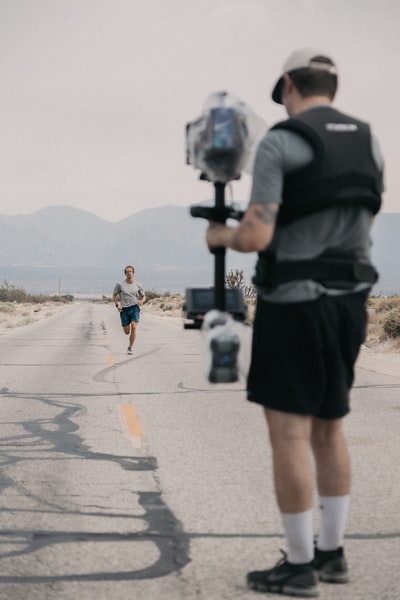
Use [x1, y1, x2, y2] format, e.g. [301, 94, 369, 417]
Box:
[352, 262, 378, 283]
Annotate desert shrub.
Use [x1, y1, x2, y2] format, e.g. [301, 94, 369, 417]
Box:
[0, 281, 29, 302]
[0, 302, 16, 313]
[145, 289, 173, 301]
[225, 269, 256, 299]
[29, 293, 73, 303]
[226, 269, 245, 289]
[144, 289, 162, 301]
[368, 295, 400, 313]
[382, 306, 400, 338]
[0, 280, 73, 304]
[19, 316, 35, 326]
[163, 303, 175, 311]
[59, 294, 74, 303]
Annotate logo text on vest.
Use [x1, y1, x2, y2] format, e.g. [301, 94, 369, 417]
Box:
[326, 123, 358, 132]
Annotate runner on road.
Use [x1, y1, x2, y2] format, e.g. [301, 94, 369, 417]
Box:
[113, 265, 146, 355]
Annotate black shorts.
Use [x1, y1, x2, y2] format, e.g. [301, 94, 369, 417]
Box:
[247, 291, 368, 419]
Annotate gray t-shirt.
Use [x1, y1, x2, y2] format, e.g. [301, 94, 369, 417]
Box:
[113, 280, 145, 307]
[249, 106, 384, 303]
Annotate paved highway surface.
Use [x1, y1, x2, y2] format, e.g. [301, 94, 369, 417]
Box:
[0, 301, 399, 599]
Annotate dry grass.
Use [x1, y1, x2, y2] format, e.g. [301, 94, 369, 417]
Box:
[366, 296, 400, 352]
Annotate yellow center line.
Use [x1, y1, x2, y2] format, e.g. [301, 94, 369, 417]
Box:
[107, 355, 115, 365]
[119, 404, 143, 447]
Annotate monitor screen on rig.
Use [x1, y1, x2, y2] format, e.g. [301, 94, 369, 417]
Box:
[185, 287, 246, 315]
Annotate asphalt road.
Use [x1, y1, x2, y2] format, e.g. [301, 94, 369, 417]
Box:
[0, 301, 399, 600]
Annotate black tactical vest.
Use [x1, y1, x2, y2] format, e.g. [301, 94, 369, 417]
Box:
[252, 106, 382, 288]
[271, 105, 382, 226]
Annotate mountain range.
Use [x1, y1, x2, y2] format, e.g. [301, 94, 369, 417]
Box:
[0, 204, 399, 296]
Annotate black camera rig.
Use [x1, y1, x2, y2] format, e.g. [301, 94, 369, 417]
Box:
[183, 182, 246, 329]
[184, 91, 265, 381]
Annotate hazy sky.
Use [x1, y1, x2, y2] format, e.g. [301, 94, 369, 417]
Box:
[0, 0, 398, 222]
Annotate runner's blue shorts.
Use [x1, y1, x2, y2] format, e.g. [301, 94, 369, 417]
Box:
[120, 304, 140, 327]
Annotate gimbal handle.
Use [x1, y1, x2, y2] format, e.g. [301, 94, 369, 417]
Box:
[190, 205, 244, 223]
[190, 183, 244, 311]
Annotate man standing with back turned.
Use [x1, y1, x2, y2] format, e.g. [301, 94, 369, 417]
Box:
[206, 48, 384, 597]
[113, 265, 146, 355]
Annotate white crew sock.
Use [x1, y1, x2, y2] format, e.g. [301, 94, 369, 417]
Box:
[317, 495, 350, 551]
[281, 510, 314, 564]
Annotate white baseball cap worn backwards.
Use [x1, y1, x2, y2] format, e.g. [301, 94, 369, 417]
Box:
[272, 48, 338, 104]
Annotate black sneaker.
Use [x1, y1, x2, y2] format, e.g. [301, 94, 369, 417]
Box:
[247, 552, 319, 597]
[127, 347, 133, 355]
[313, 546, 349, 583]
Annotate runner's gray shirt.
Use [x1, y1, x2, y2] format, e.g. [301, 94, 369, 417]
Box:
[113, 281, 145, 308]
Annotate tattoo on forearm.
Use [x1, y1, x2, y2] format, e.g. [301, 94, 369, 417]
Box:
[229, 203, 278, 251]
[253, 203, 278, 224]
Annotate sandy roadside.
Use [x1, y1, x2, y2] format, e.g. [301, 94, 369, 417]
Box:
[0, 301, 71, 333]
[0, 297, 185, 334]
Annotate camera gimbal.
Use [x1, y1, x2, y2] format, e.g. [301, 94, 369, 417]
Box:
[183, 181, 246, 329]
